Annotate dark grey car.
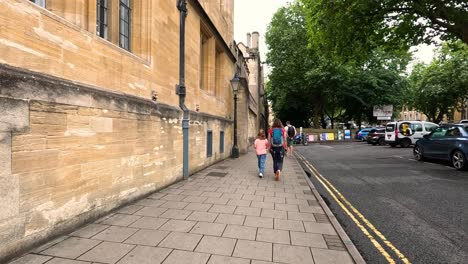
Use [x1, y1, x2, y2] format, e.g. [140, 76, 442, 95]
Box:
[413, 124, 468, 170]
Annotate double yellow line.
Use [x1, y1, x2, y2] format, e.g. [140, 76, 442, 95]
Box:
[295, 152, 410, 264]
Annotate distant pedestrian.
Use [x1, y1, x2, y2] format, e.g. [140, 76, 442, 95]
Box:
[268, 118, 287, 181]
[285, 121, 296, 156]
[254, 129, 269, 178]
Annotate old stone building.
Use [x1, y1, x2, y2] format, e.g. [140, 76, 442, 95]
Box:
[0, 0, 243, 260]
[237, 32, 268, 150]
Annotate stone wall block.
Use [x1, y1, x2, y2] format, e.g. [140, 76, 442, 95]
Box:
[0, 97, 29, 133]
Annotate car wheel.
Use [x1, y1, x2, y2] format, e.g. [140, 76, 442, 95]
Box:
[389, 143, 396, 148]
[400, 139, 411, 148]
[452, 150, 468, 171]
[378, 138, 385, 146]
[413, 145, 424, 161]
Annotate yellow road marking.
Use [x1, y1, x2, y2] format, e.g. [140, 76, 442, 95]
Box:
[296, 153, 411, 264]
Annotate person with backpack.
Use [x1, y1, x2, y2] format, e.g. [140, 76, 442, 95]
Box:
[285, 121, 296, 156]
[254, 129, 269, 178]
[268, 118, 287, 181]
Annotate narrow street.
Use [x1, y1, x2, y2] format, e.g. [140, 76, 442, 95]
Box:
[296, 143, 468, 264]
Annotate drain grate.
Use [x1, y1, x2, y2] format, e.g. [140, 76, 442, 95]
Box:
[206, 171, 228, 177]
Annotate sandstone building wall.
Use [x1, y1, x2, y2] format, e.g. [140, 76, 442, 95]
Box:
[0, 0, 236, 260]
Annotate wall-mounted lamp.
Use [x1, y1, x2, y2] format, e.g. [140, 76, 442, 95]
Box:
[196, 104, 200, 112]
[151, 90, 158, 102]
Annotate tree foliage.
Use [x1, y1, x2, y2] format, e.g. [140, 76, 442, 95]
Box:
[409, 41, 468, 123]
[301, 0, 468, 62]
[266, 3, 410, 128]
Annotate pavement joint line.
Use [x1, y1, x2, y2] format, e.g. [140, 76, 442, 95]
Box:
[296, 152, 412, 264]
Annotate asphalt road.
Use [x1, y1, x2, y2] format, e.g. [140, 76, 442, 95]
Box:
[295, 142, 468, 264]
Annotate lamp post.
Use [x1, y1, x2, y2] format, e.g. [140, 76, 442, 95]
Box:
[231, 75, 240, 158]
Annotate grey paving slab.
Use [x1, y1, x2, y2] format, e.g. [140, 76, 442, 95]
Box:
[274, 203, 299, 212]
[204, 197, 229, 205]
[186, 211, 218, 222]
[161, 194, 186, 202]
[9, 254, 52, 264]
[41, 237, 101, 259]
[201, 191, 223, 198]
[251, 201, 275, 210]
[233, 239, 272, 261]
[45, 258, 90, 264]
[221, 193, 243, 200]
[303, 222, 336, 235]
[261, 209, 287, 220]
[227, 199, 251, 207]
[251, 261, 283, 264]
[195, 235, 237, 256]
[159, 209, 192, 220]
[242, 194, 264, 202]
[70, 224, 110, 238]
[207, 255, 250, 264]
[78, 242, 135, 263]
[223, 224, 257, 240]
[184, 202, 212, 211]
[209, 204, 236, 214]
[133, 207, 167, 217]
[273, 244, 314, 264]
[234, 206, 261, 217]
[124, 229, 169, 246]
[215, 213, 245, 225]
[91, 226, 138, 242]
[265, 196, 286, 204]
[117, 205, 144, 214]
[159, 232, 202, 251]
[181, 190, 204, 196]
[286, 198, 309, 206]
[244, 216, 274, 229]
[190, 222, 226, 236]
[274, 219, 305, 232]
[298, 205, 323, 214]
[148, 193, 167, 200]
[129, 217, 168, 230]
[311, 248, 354, 264]
[116, 246, 172, 264]
[290, 231, 327, 248]
[288, 212, 316, 222]
[256, 228, 290, 245]
[158, 219, 196, 232]
[162, 250, 210, 264]
[134, 199, 166, 207]
[100, 214, 141, 227]
[30, 236, 70, 253]
[160, 201, 189, 209]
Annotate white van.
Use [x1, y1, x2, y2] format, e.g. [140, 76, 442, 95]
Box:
[385, 121, 438, 148]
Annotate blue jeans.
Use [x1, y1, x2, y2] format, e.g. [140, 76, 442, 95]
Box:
[270, 146, 285, 173]
[257, 154, 266, 174]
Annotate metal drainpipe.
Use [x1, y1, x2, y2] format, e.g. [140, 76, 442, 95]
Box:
[176, 0, 189, 180]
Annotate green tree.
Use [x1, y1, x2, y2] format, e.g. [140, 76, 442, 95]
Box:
[265, 3, 316, 127]
[409, 41, 468, 123]
[301, 0, 468, 62]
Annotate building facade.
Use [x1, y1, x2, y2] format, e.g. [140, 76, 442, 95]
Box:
[237, 32, 268, 150]
[0, 0, 238, 260]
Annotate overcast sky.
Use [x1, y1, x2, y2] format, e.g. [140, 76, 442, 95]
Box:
[233, 0, 435, 75]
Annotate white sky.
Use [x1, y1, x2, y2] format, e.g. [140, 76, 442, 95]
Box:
[233, 0, 435, 75]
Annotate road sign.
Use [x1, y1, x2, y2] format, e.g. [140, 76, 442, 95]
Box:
[373, 105, 393, 117]
[377, 116, 392, 120]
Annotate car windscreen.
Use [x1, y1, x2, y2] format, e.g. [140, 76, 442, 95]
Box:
[386, 124, 395, 132]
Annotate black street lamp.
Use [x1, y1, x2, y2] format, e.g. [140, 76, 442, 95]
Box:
[230, 74, 240, 158]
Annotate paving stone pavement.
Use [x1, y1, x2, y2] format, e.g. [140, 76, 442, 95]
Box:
[9, 151, 360, 264]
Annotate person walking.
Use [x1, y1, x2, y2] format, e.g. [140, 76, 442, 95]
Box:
[254, 129, 269, 178]
[268, 118, 287, 181]
[285, 121, 296, 156]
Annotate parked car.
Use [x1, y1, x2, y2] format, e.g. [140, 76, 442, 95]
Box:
[413, 124, 468, 170]
[356, 128, 375, 141]
[366, 128, 386, 145]
[385, 121, 438, 148]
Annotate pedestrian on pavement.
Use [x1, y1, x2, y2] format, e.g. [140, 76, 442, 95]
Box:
[285, 121, 296, 156]
[254, 129, 269, 178]
[268, 118, 287, 181]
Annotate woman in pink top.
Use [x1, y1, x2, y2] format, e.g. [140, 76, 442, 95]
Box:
[254, 129, 269, 178]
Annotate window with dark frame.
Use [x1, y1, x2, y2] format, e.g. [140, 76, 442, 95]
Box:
[96, 0, 108, 39]
[207, 130, 213, 157]
[30, 0, 46, 7]
[119, 0, 131, 51]
[220, 131, 224, 153]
